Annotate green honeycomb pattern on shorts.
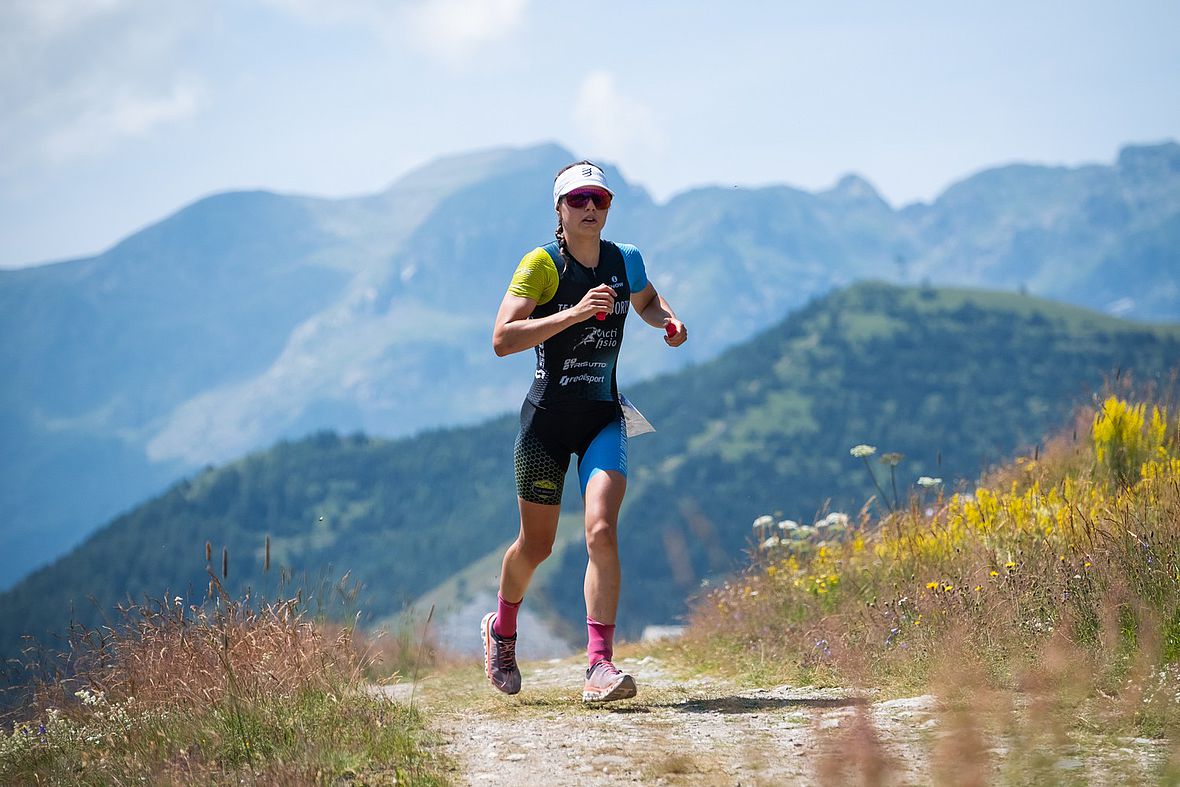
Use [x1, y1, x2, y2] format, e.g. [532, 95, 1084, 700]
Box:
[514, 428, 566, 505]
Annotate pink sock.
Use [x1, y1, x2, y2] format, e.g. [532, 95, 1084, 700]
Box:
[587, 616, 615, 667]
[493, 593, 521, 638]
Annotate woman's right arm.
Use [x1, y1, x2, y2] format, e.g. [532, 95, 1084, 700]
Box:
[492, 286, 616, 356]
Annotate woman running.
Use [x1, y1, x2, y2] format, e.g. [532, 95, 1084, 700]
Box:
[483, 160, 687, 702]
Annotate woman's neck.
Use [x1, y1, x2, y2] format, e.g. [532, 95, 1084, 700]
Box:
[564, 233, 601, 267]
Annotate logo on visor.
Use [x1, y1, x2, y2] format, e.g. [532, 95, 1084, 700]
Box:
[582, 166, 593, 177]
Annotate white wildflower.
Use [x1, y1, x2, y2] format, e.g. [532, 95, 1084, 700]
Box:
[761, 536, 782, 549]
[917, 476, 942, 488]
[850, 444, 876, 458]
[75, 688, 106, 707]
[823, 512, 849, 529]
[752, 515, 774, 530]
[777, 519, 800, 531]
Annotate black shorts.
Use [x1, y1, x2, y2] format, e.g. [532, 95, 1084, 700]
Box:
[514, 399, 627, 505]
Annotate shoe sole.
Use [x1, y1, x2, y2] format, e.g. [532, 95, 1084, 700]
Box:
[481, 612, 521, 695]
[481, 612, 495, 681]
[582, 674, 637, 703]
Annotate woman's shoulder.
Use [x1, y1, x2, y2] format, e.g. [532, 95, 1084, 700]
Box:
[521, 241, 562, 263]
[604, 240, 640, 253]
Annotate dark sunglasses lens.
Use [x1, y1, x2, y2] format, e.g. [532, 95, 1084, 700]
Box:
[565, 190, 611, 209]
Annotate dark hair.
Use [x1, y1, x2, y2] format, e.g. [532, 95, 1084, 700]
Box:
[553, 159, 599, 262]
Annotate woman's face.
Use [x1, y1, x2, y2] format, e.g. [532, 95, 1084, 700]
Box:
[558, 188, 611, 238]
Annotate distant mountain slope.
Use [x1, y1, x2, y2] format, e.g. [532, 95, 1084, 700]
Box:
[3, 284, 1177, 663]
[2, 141, 1178, 589]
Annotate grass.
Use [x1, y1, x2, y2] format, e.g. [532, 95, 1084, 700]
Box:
[1, 576, 450, 785]
[671, 387, 1180, 782]
[8, 386, 1180, 784]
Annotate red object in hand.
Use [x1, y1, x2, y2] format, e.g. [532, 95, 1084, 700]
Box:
[596, 312, 606, 320]
[665, 322, 678, 337]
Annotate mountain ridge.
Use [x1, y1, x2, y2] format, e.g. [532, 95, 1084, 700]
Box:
[2, 141, 1178, 589]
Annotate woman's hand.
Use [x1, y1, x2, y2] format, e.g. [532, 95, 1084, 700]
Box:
[575, 284, 617, 321]
[663, 319, 687, 347]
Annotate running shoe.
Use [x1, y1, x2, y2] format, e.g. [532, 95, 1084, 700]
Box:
[481, 612, 521, 695]
[582, 659, 636, 702]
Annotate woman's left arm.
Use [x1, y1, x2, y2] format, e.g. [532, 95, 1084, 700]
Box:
[631, 283, 687, 347]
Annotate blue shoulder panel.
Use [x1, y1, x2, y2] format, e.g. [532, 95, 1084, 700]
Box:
[616, 243, 649, 293]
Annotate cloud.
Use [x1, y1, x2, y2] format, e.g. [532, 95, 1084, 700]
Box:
[406, 0, 529, 59]
[260, 0, 529, 63]
[43, 79, 206, 164]
[573, 71, 663, 164]
[0, 1, 207, 176]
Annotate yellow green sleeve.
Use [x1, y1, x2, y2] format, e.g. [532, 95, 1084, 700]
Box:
[507, 247, 559, 304]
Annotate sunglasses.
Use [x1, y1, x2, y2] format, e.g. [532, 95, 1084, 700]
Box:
[563, 189, 613, 209]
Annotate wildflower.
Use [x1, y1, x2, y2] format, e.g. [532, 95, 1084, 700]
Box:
[752, 515, 774, 530]
[790, 525, 815, 540]
[926, 581, 939, 590]
[762, 536, 781, 549]
[917, 476, 942, 488]
[777, 519, 799, 531]
[989, 570, 999, 577]
[880, 452, 904, 467]
[820, 512, 849, 529]
[1005, 561, 1016, 571]
[850, 444, 877, 458]
[942, 584, 953, 593]
[974, 585, 982, 592]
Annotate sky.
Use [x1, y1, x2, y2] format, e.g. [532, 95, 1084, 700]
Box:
[1, 0, 1178, 269]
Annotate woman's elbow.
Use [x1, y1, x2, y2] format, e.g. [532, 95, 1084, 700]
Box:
[492, 332, 514, 357]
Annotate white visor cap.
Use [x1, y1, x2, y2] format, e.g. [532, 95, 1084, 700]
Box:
[553, 163, 614, 208]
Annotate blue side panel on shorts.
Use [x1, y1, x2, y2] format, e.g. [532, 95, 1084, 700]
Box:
[617, 243, 648, 293]
[578, 414, 628, 496]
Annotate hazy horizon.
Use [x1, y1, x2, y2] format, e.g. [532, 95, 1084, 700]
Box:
[2, 1, 1178, 269]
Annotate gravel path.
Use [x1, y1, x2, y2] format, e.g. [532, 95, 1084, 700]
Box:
[385, 655, 939, 786]
[376, 654, 1172, 785]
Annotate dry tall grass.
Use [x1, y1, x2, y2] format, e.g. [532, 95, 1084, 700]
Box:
[2, 572, 447, 785]
[679, 390, 1180, 782]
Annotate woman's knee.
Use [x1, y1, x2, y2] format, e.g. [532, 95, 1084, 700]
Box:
[585, 519, 618, 556]
[515, 536, 553, 565]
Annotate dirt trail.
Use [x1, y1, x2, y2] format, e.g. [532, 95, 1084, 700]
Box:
[383, 655, 939, 785]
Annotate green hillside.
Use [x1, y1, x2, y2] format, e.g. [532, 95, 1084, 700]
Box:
[2, 284, 1178, 667]
[555, 284, 1180, 634]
